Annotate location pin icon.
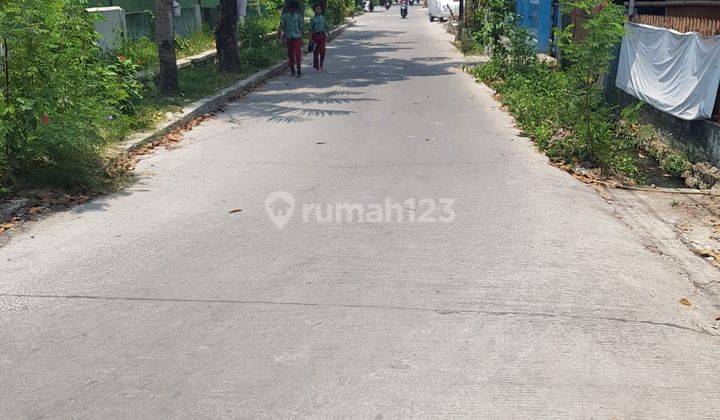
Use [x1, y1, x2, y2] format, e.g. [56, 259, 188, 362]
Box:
[265, 191, 296, 229]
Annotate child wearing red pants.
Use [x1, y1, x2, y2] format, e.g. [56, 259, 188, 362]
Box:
[309, 3, 329, 71]
[278, 1, 303, 77]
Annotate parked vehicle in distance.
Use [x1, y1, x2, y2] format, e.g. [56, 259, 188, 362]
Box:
[428, 0, 458, 21]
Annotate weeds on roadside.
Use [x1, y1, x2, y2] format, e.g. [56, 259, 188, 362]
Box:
[116, 26, 216, 72]
[618, 102, 691, 177]
[470, 0, 645, 178]
[0, 0, 353, 195]
[0, 0, 140, 192]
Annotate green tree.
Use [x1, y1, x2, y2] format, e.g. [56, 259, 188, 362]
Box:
[558, 0, 626, 162]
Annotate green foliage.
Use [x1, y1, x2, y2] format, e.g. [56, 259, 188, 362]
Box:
[0, 0, 341, 193]
[459, 31, 484, 55]
[557, 1, 626, 163]
[506, 24, 536, 72]
[617, 102, 692, 177]
[0, 0, 140, 190]
[469, 0, 646, 177]
[326, 0, 355, 26]
[115, 26, 216, 71]
[238, 15, 282, 68]
[661, 152, 691, 177]
[101, 56, 144, 114]
[619, 100, 643, 124]
[478, 0, 515, 56]
[115, 37, 158, 70]
[175, 26, 216, 57]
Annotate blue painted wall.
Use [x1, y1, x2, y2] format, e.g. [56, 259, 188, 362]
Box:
[516, 0, 552, 54]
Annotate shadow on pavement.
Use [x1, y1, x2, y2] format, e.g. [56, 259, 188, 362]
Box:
[224, 25, 464, 123]
[226, 90, 376, 123]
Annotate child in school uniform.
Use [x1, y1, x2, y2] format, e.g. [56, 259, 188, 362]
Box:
[278, 1, 304, 77]
[309, 3, 329, 71]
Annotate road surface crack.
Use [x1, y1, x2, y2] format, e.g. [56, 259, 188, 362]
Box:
[1, 292, 714, 337]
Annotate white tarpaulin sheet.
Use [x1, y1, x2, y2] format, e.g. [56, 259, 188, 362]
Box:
[616, 22, 720, 120]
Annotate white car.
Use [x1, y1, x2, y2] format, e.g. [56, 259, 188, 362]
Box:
[428, 0, 459, 21]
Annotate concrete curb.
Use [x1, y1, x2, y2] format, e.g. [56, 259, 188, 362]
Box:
[120, 19, 354, 153]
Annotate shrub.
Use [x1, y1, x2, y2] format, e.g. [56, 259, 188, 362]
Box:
[661, 153, 691, 177]
[557, 0, 626, 166]
[115, 37, 158, 71]
[326, 0, 355, 26]
[618, 102, 692, 177]
[101, 56, 144, 115]
[469, 0, 640, 176]
[459, 31, 484, 55]
[116, 26, 216, 72]
[239, 16, 282, 68]
[0, 0, 138, 190]
[478, 0, 515, 57]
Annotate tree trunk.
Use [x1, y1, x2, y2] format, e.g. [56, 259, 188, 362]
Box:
[155, 0, 179, 95]
[456, 0, 464, 41]
[465, 0, 477, 30]
[216, 0, 241, 73]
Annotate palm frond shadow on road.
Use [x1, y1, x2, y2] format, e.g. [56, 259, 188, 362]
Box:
[223, 27, 464, 124]
[225, 90, 376, 124]
[263, 105, 356, 123]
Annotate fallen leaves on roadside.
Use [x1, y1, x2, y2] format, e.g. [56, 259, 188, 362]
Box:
[0, 222, 16, 234]
[131, 114, 213, 159]
[676, 222, 692, 232]
[679, 297, 692, 307]
[165, 132, 182, 143]
[692, 248, 720, 261]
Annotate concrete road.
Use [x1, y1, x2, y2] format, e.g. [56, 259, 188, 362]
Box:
[2, 9, 720, 418]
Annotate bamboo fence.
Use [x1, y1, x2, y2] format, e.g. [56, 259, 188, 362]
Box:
[631, 14, 720, 36]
